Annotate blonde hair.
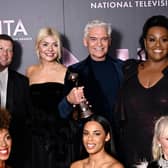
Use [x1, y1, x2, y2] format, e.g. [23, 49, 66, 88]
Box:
[35, 27, 62, 62]
[152, 116, 168, 160]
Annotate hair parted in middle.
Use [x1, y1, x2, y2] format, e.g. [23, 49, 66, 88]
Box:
[80, 114, 114, 156]
[35, 27, 62, 62]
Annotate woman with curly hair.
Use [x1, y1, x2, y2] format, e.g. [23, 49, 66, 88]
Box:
[0, 108, 12, 168]
[115, 15, 168, 168]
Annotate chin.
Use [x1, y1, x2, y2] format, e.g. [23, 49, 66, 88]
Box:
[0, 155, 10, 161]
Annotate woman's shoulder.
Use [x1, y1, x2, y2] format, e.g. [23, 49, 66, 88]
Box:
[100, 154, 124, 168]
[70, 159, 84, 168]
[111, 161, 124, 168]
[58, 63, 67, 73]
[108, 157, 124, 168]
[123, 59, 141, 80]
[104, 161, 124, 168]
[26, 64, 39, 77]
[123, 59, 140, 71]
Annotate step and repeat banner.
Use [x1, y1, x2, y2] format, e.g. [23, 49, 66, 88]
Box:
[1, 0, 167, 74]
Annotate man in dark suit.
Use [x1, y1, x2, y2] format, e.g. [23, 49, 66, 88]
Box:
[59, 19, 123, 122]
[58, 20, 123, 160]
[0, 34, 31, 168]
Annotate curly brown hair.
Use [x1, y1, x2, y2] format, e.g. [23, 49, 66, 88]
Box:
[0, 108, 11, 129]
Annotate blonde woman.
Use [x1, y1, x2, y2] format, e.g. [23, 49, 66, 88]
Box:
[26, 27, 76, 168]
[136, 116, 168, 168]
[147, 116, 168, 168]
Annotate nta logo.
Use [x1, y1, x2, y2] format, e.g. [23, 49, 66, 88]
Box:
[0, 19, 32, 40]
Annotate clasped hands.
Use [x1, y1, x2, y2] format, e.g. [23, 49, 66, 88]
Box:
[66, 86, 86, 106]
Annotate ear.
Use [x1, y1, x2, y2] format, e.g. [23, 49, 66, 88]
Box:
[156, 138, 161, 147]
[105, 133, 110, 142]
[83, 37, 88, 47]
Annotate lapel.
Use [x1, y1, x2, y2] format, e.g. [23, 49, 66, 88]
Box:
[6, 69, 15, 112]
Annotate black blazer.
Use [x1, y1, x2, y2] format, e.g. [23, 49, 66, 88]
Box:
[6, 69, 32, 168]
[59, 55, 123, 121]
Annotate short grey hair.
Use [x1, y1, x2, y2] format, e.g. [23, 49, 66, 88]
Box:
[84, 19, 112, 37]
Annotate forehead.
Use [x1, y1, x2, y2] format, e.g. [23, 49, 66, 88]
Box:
[0, 129, 9, 136]
[40, 35, 57, 43]
[84, 121, 104, 131]
[88, 26, 108, 37]
[0, 39, 13, 47]
[147, 26, 168, 36]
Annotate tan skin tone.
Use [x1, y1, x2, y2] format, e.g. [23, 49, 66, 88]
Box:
[138, 26, 168, 88]
[70, 121, 124, 168]
[26, 36, 67, 85]
[0, 129, 12, 168]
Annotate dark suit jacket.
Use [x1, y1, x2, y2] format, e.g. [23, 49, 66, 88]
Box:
[6, 69, 32, 168]
[59, 55, 123, 121]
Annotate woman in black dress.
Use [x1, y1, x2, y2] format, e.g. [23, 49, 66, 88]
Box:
[115, 15, 168, 168]
[26, 27, 77, 168]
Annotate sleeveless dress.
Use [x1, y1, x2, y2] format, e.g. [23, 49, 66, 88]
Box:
[30, 82, 77, 168]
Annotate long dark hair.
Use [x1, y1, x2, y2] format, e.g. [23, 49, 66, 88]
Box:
[80, 114, 114, 158]
[138, 15, 168, 60]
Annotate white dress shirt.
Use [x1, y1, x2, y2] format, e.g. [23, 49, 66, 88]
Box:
[0, 68, 8, 108]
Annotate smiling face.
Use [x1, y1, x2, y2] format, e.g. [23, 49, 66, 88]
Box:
[144, 26, 168, 62]
[38, 36, 59, 62]
[158, 135, 168, 160]
[0, 40, 13, 70]
[82, 121, 110, 155]
[0, 129, 12, 162]
[83, 26, 111, 61]
[157, 125, 168, 160]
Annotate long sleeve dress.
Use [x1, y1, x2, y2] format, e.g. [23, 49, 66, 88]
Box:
[116, 59, 168, 168]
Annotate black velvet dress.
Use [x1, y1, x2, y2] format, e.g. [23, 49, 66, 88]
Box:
[30, 82, 77, 168]
[116, 60, 168, 168]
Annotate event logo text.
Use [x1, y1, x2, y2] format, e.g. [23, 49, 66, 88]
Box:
[91, 0, 168, 8]
[0, 19, 32, 41]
